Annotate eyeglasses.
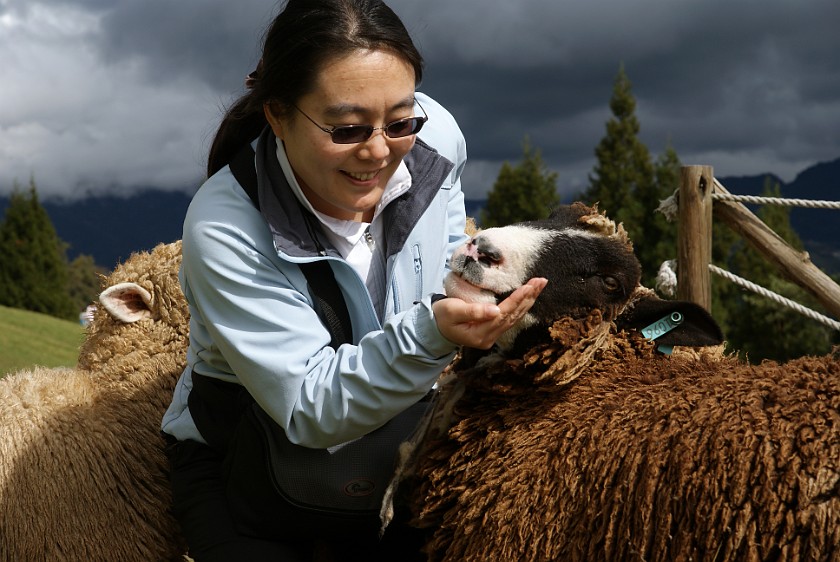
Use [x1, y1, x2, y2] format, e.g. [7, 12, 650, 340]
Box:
[292, 99, 428, 144]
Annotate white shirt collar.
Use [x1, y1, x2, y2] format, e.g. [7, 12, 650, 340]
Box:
[274, 136, 412, 244]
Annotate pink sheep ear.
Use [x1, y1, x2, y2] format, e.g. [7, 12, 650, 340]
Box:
[99, 282, 153, 323]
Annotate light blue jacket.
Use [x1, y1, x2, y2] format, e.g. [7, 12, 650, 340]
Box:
[161, 92, 468, 448]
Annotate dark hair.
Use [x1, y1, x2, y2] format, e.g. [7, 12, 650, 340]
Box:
[206, 0, 424, 177]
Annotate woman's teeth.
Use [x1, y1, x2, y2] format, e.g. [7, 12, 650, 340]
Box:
[346, 171, 377, 181]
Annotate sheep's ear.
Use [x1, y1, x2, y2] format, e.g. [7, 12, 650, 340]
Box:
[618, 295, 723, 348]
[99, 282, 153, 323]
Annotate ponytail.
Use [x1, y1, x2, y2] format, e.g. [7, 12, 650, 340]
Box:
[206, 94, 266, 178]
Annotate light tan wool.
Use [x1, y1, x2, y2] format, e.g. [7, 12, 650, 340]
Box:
[0, 241, 188, 562]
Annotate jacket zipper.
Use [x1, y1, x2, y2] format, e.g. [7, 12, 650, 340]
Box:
[412, 244, 423, 302]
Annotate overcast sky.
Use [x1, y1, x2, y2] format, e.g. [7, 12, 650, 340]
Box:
[1, 0, 838, 202]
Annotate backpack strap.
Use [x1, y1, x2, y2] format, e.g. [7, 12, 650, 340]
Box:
[229, 142, 261, 209]
[190, 144, 356, 453]
[228, 143, 352, 348]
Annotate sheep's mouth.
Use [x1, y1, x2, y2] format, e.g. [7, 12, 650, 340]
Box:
[443, 271, 499, 304]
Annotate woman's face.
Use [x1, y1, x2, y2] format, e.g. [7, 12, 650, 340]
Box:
[265, 49, 418, 222]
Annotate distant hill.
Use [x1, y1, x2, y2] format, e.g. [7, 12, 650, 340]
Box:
[0, 189, 193, 269]
[714, 157, 840, 274]
[0, 157, 837, 274]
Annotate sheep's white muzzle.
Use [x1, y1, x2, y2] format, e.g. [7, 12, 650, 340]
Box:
[443, 271, 498, 304]
[445, 226, 553, 304]
[444, 235, 503, 303]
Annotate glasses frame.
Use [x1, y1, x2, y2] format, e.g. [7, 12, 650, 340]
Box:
[292, 99, 428, 145]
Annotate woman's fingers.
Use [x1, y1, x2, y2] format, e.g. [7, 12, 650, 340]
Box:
[433, 278, 547, 349]
[497, 278, 547, 321]
[483, 278, 547, 339]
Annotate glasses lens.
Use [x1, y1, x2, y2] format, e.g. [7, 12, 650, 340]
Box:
[385, 117, 425, 138]
[331, 125, 373, 144]
[329, 116, 427, 144]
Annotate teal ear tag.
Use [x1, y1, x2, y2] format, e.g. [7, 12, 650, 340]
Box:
[641, 312, 684, 355]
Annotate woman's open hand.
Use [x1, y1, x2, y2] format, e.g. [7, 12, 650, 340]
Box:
[432, 278, 547, 349]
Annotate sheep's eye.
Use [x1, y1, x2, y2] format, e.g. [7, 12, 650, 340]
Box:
[602, 276, 620, 292]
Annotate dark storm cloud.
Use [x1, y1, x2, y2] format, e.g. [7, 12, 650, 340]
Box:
[386, 0, 840, 192]
[1, 0, 838, 199]
[92, 0, 276, 92]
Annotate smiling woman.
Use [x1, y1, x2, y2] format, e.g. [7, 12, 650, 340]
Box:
[263, 50, 421, 222]
[157, 0, 545, 560]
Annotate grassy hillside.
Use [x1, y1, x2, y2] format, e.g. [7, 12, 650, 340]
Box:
[0, 305, 85, 377]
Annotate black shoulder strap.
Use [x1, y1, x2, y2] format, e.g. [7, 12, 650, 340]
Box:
[229, 143, 352, 348]
[230, 143, 261, 209]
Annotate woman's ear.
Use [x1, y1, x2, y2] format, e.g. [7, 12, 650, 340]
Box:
[264, 102, 285, 140]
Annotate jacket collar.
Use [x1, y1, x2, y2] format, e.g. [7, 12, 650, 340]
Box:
[254, 127, 454, 261]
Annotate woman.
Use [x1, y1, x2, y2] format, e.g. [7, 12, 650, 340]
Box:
[161, 0, 546, 559]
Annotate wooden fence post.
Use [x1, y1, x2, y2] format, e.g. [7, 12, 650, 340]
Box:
[677, 165, 714, 311]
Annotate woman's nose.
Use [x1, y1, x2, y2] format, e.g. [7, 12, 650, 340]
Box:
[356, 129, 390, 160]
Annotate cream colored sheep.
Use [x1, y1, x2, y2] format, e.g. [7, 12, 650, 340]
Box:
[0, 241, 188, 562]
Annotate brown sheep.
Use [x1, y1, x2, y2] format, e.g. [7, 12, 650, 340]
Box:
[394, 204, 840, 562]
[0, 241, 188, 562]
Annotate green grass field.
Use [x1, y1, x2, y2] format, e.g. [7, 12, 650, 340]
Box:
[0, 305, 86, 377]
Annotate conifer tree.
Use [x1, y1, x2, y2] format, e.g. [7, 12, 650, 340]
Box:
[579, 67, 827, 361]
[582, 65, 672, 285]
[0, 180, 76, 319]
[480, 137, 560, 228]
[583, 65, 652, 222]
[708, 216, 741, 338]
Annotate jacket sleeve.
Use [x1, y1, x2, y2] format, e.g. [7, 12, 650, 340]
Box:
[180, 179, 459, 449]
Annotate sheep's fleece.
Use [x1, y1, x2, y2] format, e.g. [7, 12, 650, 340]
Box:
[0, 241, 188, 562]
[396, 205, 840, 562]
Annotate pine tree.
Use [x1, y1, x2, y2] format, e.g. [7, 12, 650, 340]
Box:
[0, 180, 76, 319]
[480, 137, 560, 228]
[583, 65, 652, 222]
[582, 65, 670, 285]
[578, 66, 829, 361]
[708, 217, 741, 339]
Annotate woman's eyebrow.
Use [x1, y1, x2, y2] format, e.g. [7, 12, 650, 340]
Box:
[323, 96, 417, 119]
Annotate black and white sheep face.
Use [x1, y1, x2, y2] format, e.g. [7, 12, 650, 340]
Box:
[446, 225, 553, 305]
[445, 207, 642, 355]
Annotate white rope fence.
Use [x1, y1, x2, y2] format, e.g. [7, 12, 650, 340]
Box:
[710, 178, 840, 210]
[655, 182, 840, 332]
[657, 181, 840, 222]
[656, 260, 840, 332]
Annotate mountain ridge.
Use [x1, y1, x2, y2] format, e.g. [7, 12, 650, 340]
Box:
[1, 158, 837, 274]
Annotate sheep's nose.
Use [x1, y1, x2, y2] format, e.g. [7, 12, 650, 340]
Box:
[474, 236, 502, 267]
[462, 237, 480, 259]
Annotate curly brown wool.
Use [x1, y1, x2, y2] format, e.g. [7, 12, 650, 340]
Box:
[407, 312, 840, 562]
